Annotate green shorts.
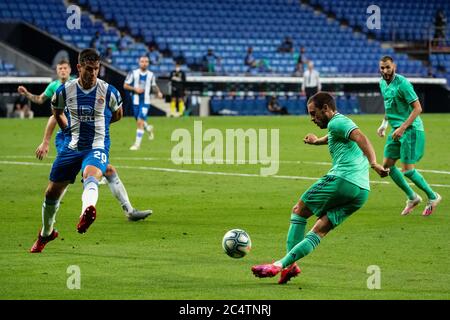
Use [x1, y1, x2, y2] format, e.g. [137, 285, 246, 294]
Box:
[300, 175, 369, 228]
[384, 128, 425, 164]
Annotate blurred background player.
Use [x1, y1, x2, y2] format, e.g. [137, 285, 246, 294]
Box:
[377, 56, 442, 216]
[251, 92, 389, 283]
[30, 49, 123, 252]
[123, 55, 164, 150]
[169, 62, 187, 117]
[18, 59, 152, 222]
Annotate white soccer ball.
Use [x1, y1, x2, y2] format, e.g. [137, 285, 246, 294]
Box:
[222, 229, 251, 258]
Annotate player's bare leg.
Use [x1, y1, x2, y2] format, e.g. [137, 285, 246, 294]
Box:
[30, 181, 69, 253]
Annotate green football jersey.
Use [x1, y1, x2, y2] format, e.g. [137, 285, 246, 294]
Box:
[43, 79, 63, 98]
[43, 76, 75, 99]
[379, 74, 423, 131]
[326, 113, 370, 191]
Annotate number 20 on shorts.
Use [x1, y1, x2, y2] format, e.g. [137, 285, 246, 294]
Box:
[93, 151, 107, 164]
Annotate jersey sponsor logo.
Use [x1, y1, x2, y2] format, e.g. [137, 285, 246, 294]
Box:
[79, 105, 95, 122]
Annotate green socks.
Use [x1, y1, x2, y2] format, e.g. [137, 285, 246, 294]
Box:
[389, 166, 416, 200]
[404, 169, 436, 200]
[278, 231, 321, 268]
[286, 214, 307, 253]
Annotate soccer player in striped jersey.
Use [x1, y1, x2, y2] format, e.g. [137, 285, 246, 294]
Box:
[19, 60, 152, 223]
[124, 55, 164, 150]
[378, 56, 441, 216]
[31, 49, 122, 252]
[251, 92, 389, 284]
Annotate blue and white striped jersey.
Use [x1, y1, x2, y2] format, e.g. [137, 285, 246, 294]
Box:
[125, 69, 156, 106]
[51, 78, 122, 152]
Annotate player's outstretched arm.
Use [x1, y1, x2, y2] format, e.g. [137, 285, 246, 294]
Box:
[18, 86, 48, 104]
[349, 129, 389, 177]
[303, 133, 328, 145]
[35, 116, 57, 160]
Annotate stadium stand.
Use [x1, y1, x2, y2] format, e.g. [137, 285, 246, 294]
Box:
[77, 0, 429, 76]
[0, 58, 28, 76]
[430, 53, 450, 87]
[310, 0, 450, 42]
[210, 93, 361, 116]
[0, 0, 440, 77]
[0, 0, 448, 116]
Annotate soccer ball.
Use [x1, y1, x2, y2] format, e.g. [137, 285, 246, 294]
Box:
[222, 229, 251, 258]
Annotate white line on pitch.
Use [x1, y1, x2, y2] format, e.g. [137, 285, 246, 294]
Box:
[1, 155, 449, 175]
[1, 160, 449, 188]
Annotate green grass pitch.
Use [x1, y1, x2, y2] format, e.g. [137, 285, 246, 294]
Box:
[0, 114, 448, 299]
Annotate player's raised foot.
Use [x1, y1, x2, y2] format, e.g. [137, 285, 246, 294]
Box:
[146, 125, 154, 140]
[251, 263, 282, 278]
[127, 208, 153, 221]
[278, 263, 301, 284]
[77, 205, 96, 234]
[401, 194, 423, 216]
[129, 144, 140, 151]
[30, 229, 59, 253]
[422, 193, 442, 216]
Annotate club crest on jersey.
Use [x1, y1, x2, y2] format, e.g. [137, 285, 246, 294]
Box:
[97, 97, 105, 105]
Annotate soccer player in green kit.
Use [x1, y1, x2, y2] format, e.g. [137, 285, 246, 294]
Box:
[252, 92, 389, 284]
[378, 56, 442, 216]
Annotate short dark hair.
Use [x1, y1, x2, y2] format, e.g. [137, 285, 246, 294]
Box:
[78, 48, 100, 64]
[380, 56, 394, 63]
[57, 58, 70, 66]
[307, 92, 336, 111]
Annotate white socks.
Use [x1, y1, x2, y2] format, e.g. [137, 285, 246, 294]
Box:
[82, 176, 99, 213]
[135, 129, 144, 147]
[41, 198, 60, 237]
[106, 172, 133, 214]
